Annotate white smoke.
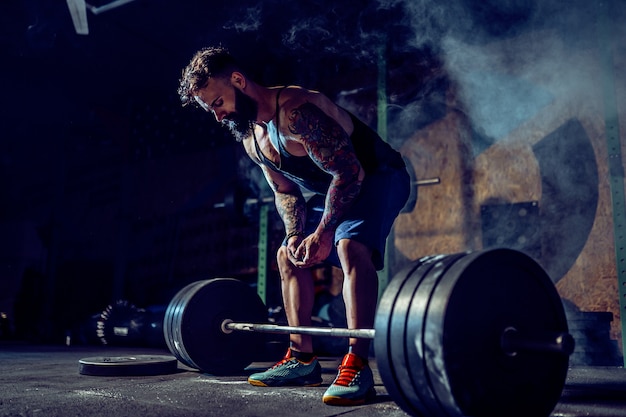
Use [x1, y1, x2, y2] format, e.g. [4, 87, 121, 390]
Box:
[222, 4, 263, 32]
[384, 0, 624, 144]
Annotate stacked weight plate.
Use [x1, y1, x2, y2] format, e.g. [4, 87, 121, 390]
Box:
[163, 278, 267, 375]
[375, 248, 570, 417]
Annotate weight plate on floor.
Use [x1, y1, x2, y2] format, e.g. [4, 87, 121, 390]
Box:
[425, 248, 569, 417]
[78, 355, 178, 376]
[163, 278, 267, 375]
[377, 249, 570, 417]
[404, 253, 467, 417]
[163, 281, 199, 368]
[375, 255, 437, 417]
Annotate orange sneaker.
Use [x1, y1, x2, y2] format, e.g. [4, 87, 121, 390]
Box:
[322, 353, 376, 406]
[248, 349, 322, 387]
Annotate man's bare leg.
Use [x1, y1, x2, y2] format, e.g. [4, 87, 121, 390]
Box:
[276, 246, 315, 353]
[336, 239, 378, 359]
[248, 246, 322, 387]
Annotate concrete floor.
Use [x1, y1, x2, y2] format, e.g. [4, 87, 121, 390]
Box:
[1, 342, 625, 417]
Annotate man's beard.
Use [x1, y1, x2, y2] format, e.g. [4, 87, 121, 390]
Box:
[222, 87, 258, 142]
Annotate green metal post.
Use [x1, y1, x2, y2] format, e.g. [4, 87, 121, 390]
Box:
[376, 38, 391, 301]
[598, 0, 626, 365]
[256, 204, 269, 305]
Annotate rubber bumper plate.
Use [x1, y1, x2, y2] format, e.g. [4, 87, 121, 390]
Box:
[79, 355, 178, 376]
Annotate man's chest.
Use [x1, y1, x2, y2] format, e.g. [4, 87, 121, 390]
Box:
[243, 126, 281, 167]
[247, 125, 306, 166]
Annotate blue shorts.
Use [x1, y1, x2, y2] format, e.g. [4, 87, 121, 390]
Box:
[286, 165, 410, 271]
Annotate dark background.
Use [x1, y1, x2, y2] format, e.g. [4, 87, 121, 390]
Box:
[0, 0, 446, 343]
[0, 0, 623, 346]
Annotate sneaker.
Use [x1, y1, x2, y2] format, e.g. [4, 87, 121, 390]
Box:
[248, 349, 322, 387]
[323, 352, 376, 406]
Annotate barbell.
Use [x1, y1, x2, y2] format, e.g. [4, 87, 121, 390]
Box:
[163, 248, 573, 417]
[219, 322, 572, 358]
[214, 177, 441, 215]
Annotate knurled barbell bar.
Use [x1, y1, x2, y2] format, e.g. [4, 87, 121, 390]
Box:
[214, 177, 441, 214]
[220, 321, 573, 357]
[163, 248, 573, 417]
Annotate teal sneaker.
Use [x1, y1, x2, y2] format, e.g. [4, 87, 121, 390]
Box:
[323, 353, 376, 406]
[248, 349, 322, 387]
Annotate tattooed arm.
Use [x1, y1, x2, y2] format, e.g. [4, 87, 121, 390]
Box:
[242, 125, 310, 263]
[286, 101, 364, 267]
[259, 164, 307, 239]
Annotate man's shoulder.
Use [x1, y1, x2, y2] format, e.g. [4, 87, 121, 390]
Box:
[278, 86, 325, 108]
[275, 86, 352, 137]
[278, 87, 338, 120]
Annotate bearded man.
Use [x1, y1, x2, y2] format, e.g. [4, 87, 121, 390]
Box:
[178, 46, 409, 406]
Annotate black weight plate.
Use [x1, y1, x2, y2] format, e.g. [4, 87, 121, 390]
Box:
[404, 253, 468, 417]
[164, 278, 267, 375]
[426, 249, 569, 417]
[389, 255, 449, 417]
[97, 300, 147, 346]
[78, 355, 178, 376]
[163, 280, 200, 368]
[163, 282, 188, 365]
[374, 255, 435, 417]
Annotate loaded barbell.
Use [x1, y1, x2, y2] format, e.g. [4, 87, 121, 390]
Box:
[163, 248, 573, 417]
[219, 321, 573, 358]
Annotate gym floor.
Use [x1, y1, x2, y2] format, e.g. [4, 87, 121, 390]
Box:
[1, 342, 625, 417]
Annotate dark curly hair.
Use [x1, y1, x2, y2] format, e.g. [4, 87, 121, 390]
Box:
[178, 46, 242, 107]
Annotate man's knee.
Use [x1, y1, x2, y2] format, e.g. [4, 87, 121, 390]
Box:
[337, 239, 372, 264]
[277, 245, 291, 268]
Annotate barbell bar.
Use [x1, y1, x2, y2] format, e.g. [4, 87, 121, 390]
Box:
[163, 248, 573, 417]
[220, 320, 574, 357]
[213, 177, 440, 210]
[412, 177, 441, 186]
[221, 320, 376, 339]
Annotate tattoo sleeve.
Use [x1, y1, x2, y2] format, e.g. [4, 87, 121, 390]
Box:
[258, 165, 308, 237]
[274, 187, 307, 237]
[288, 102, 362, 233]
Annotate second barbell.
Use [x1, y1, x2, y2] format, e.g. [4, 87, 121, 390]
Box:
[214, 177, 440, 213]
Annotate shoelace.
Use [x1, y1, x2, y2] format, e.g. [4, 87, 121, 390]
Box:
[334, 365, 360, 386]
[271, 356, 295, 369]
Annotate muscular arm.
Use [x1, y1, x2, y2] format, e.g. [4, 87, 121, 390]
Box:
[244, 125, 308, 240]
[287, 102, 363, 236]
[261, 166, 307, 237]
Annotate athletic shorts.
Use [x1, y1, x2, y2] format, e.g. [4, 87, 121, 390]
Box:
[283, 164, 410, 271]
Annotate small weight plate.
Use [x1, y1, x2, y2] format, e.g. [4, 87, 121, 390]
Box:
[78, 355, 178, 376]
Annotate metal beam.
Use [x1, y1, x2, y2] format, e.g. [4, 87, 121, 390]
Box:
[598, 0, 626, 365]
[256, 204, 269, 305]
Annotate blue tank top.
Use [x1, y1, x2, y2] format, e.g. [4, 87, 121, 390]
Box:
[254, 88, 404, 195]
